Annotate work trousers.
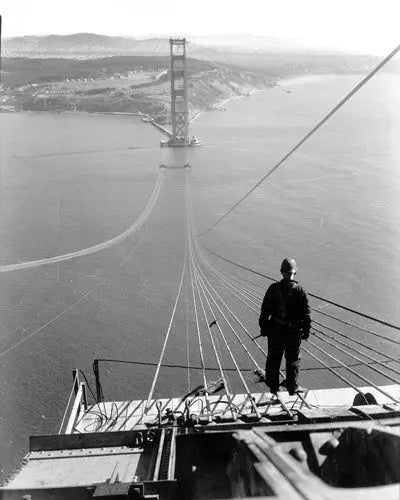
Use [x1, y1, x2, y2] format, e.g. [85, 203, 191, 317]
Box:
[265, 332, 301, 393]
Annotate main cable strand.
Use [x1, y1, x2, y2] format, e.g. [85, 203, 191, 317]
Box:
[199, 245, 398, 398]
[313, 311, 400, 347]
[313, 321, 400, 371]
[203, 251, 400, 390]
[199, 256, 400, 368]
[198, 242, 368, 399]
[194, 265, 261, 417]
[0, 169, 164, 274]
[198, 43, 400, 237]
[202, 246, 400, 333]
[195, 254, 286, 381]
[0, 227, 150, 358]
[313, 328, 400, 382]
[185, 254, 191, 393]
[185, 174, 214, 422]
[198, 251, 262, 309]
[142, 249, 187, 418]
[188, 173, 263, 414]
[187, 217, 231, 394]
[187, 170, 239, 420]
[195, 265, 262, 371]
[307, 338, 400, 403]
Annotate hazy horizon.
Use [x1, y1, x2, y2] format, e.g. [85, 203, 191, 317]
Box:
[2, 0, 399, 55]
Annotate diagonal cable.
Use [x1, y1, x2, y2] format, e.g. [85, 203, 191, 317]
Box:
[198, 44, 400, 236]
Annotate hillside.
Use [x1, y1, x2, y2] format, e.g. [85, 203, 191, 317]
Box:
[1, 34, 396, 119]
[1, 56, 213, 88]
[0, 56, 273, 119]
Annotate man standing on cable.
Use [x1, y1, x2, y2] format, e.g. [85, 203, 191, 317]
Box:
[259, 258, 311, 395]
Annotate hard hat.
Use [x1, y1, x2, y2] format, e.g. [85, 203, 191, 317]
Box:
[280, 258, 297, 273]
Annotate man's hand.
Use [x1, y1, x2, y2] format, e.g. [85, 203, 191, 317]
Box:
[301, 315, 311, 340]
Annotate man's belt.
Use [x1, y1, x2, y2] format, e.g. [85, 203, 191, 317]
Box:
[271, 317, 299, 329]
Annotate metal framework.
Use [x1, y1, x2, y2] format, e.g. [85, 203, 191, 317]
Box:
[169, 38, 189, 144]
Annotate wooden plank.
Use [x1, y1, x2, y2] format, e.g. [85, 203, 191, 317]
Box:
[297, 408, 361, 424]
[168, 427, 177, 480]
[152, 429, 165, 481]
[65, 384, 84, 434]
[30, 429, 162, 452]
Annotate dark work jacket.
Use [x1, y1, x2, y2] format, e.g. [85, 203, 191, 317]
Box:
[259, 279, 311, 335]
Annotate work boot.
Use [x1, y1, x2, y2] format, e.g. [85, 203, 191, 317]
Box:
[289, 386, 305, 396]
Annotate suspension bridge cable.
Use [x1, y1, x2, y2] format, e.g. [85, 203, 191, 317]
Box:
[190, 262, 239, 419]
[89, 354, 397, 374]
[199, 247, 397, 395]
[196, 243, 263, 298]
[203, 263, 260, 313]
[313, 311, 400, 347]
[198, 43, 400, 237]
[300, 343, 369, 401]
[199, 253, 371, 400]
[92, 357, 265, 371]
[188, 183, 267, 409]
[193, 247, 292, 386]
[194, 245, 276, 367]
[195, 265, 262, 371]
[194, 275, 260, 418]
[194, 256, 288, 379]
[194, 250, 268, 359]
[213, 263, 399, 396]
[312, 321, 400, 370]
[213, 264, 400, 394]
[202, 246, 400, 331]
[0, 228, 150, 358]
[201, 251, 400, 357]
[194, 266, 272, 414]
[142, 253, 187, 416]
[194, 266, 261, 418]
[186, 177, 214, 420]
[185, 262, 191, 392]
[186, 173, 211, 393]
[0, 169, 164, 274]
[189, 168, 240, 418]
[191, 173, 394, 399]
[226, 266, 400, 352]
[188, 254, 213, 422]
[307, 338, 400, 403]
[0, 280, 93, 341]
[187, 175, 239, 420]
[188, 232, 232, 394]
[313, 328, 400, 381]
[197, 250, 262, 306]
[187, 173, 266, 362]
[195, 242, 263, 308]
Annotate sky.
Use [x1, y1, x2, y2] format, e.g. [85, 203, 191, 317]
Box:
[1, 0, 399, 54]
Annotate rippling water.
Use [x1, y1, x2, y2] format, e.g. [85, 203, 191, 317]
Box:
[1, 73, 400, 478]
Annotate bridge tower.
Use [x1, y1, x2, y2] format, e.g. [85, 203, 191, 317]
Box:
[160, 38, 202, 148]
[170, 37, 189, 145]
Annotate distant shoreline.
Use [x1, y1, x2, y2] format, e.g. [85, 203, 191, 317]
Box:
[190, 87, 270, 123]
[276, 72, 366, 87]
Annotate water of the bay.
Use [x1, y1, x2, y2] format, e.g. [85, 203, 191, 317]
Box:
[1, 73, 400, 478]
